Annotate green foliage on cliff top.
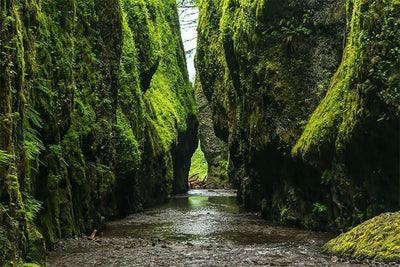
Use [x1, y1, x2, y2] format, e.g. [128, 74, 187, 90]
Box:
[323, 212, 400, 262]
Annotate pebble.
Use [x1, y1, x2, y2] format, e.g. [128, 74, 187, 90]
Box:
[46, 190, 392, 267]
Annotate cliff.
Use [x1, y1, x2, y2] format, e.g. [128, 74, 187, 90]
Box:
[196, 0, 399, 231]
[195, 79, 230, 188]
[0, 0, 197, 265]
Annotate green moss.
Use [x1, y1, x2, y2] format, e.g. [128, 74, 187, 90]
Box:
[1, 0, 197, 264]
[197, 0, 399, 232]
[0, 0, 41, 265]
[26, 225, 46, 265]
[293, 0, 400, 164]
[189, 142, 208, 180]
[323, 212, 400, 262]
[197, 0, 338, 219]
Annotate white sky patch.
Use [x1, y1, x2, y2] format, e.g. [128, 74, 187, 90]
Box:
[178, 4, 199, 83]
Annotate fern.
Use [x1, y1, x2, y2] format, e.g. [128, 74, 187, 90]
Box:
[23, 108, 44, 172]
[48, 145, 69, 168]
[28, 108, 43, 128]
[22, 192, 43, 222]
[87, 161, 110, 174]
[24, 128, 44, 160]
[0, 150, 11, 165]
[0, 226, 6, 241]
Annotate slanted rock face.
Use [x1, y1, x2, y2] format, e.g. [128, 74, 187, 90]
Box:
[195, 80, 230, 188]
[196, 0, 399, 231]
[0, 0, 197, 265]
[293, 0, 400, 226]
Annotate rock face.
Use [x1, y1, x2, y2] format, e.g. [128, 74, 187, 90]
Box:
[195, 80, 230, 188]
[0, 0, 197, 265]
[196, 0, 399, 231]
[323, 212, 400, 262]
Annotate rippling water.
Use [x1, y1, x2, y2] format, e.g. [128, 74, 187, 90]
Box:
[47, 190, 365, 266]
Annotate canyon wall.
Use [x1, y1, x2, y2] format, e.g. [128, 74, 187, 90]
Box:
[0, 0, 197, 265]
[195, 80, 230, 187]
[196, 0, 399, 231]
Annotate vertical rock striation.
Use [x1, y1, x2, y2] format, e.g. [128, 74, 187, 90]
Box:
[0, 0, 197, 265]
[196, 0, 399, 231]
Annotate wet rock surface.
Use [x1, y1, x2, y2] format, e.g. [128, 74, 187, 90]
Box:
[47, 190, 370, 266]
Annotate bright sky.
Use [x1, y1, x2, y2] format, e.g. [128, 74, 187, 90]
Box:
[178, 5, 199, 83]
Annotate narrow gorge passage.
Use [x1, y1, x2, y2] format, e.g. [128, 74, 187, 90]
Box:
[47, 190, 361, 266]
[45, 1, 357, 265]
[46, 1, 383, 266]
[1, 0, 399, 266]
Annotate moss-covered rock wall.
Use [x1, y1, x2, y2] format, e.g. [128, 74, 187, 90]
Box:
[0, 0, 197, 265]
[196, 0, 399, 231]
[195, 79, 230, 188]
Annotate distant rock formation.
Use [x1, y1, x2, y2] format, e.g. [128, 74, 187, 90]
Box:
[196, 80, 230, 189]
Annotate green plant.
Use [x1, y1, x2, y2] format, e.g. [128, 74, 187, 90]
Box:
[0, 150, 12, 165]
[27, 108, 43, 129]
[1, 203, 17, 227]
[23, 108, 44, 172]
[0, 227, 6, 242]
[177, 0, 198, 7]
[189, 142, 208, 180]
[280, 207, 289, 218]
[270, 11, 313, 51]
[48, 145, 69, 168]
[318, 69, 333, 91]
[313, 203, 327, 213]
[321, 169, 332, 184]
[22, 192, 43, 222]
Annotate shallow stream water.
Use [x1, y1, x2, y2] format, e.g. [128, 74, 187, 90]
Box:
[47, 190, 366, 266]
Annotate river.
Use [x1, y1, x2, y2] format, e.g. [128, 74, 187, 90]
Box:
[47, 190, 367, 266]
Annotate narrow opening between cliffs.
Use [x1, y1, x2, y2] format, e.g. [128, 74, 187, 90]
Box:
[179, 0, 232, 190]
[3, 0, 398, 265]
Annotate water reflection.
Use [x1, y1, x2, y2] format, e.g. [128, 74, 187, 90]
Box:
[187, 196, 208, 210]
[104, 190, 333, 247]
[49, 190, 347, 266]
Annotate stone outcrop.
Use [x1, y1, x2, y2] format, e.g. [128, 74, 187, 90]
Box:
[196, 0, 399, 231]
[0, 0, 197, 265]
[195, 80, 230, 188]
